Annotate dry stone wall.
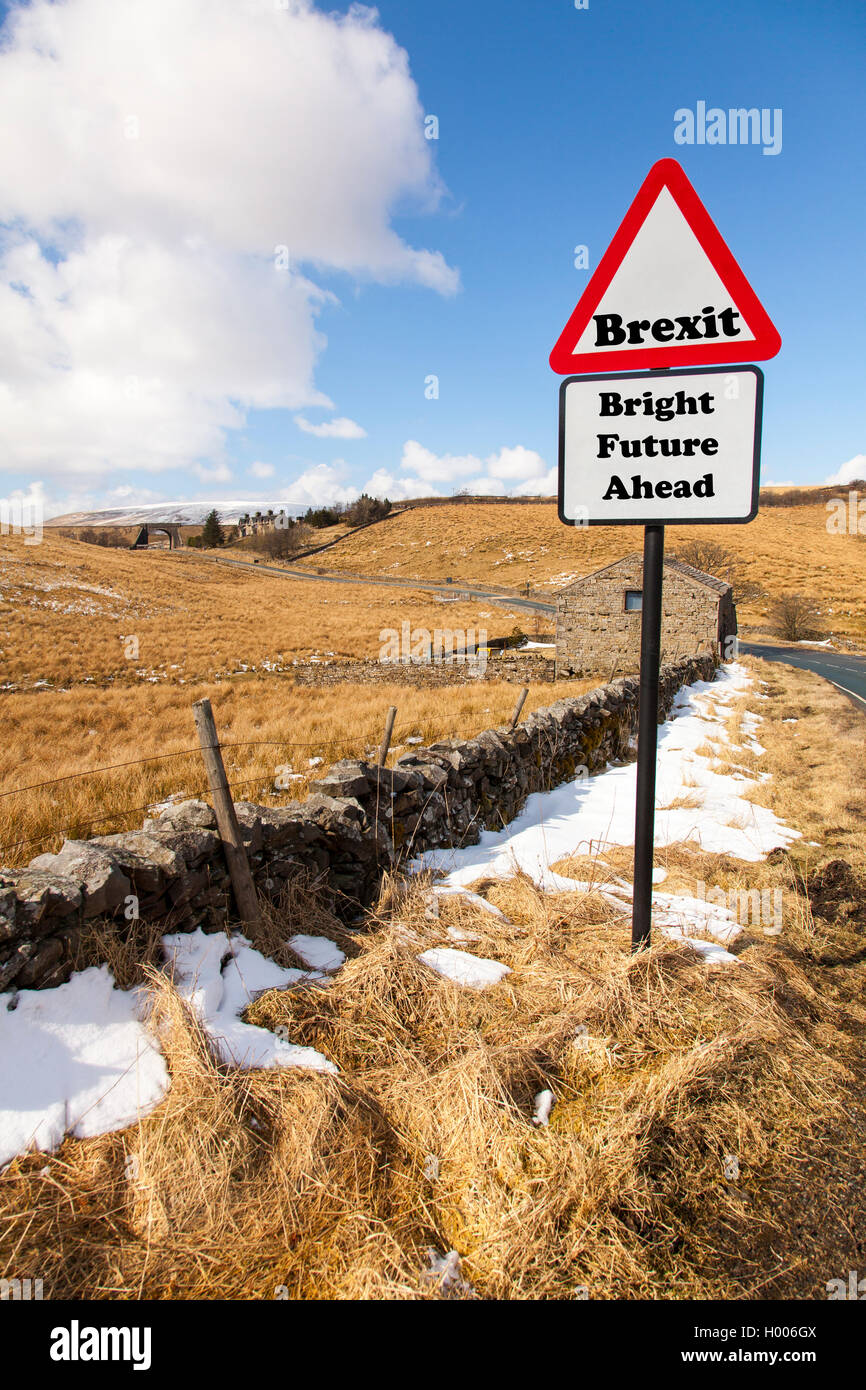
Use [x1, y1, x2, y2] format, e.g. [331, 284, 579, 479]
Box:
[290, 651, 558, 688]
[0, 654, 716, 992]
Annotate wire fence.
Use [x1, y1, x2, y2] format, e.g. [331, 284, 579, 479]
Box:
[0, 729, 399, 859]
[0, 738, 367, 802]
[0, 685, 532, 863]
[0, 770, 300, 858]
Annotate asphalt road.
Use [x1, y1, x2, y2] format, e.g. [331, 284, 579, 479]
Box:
[741, 641, 866, 714]
[180, 555, 866, 710]
[191, 553, 558, 617]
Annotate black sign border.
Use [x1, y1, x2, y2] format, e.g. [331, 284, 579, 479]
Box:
[558, 363, 764, 527]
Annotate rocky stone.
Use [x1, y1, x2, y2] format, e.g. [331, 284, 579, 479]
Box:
[153, 799, 218, 831]
[144, 826, 221, 869]
[30, 841, 131, 920]
[0, 869, 83, 933]
[309, 760, 371, 800]
[88, 832, 185, 895]
[0, 888, 20, 945]
[0, 941, 35, 990]
[0, 655, 716, 991]
[233, 804, 264, 854]
[16, 936, 66, 989]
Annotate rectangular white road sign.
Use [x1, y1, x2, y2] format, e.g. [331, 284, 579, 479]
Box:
[558, 364, 763, 527]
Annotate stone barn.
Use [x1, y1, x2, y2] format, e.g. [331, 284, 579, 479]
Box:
[556, 553, 736, 677]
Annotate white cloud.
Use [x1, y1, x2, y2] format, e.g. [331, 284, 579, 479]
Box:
[278, 462, 359, 510]
[38, 481, 168, 519]
[0, 0, 456, 482]
[108, 485, 162, 503]
[363, 468, 440, 501]
[249, 461, 275, 479]
[399, 440, 480, 485]
[485, 445, 548, 481]
[824, 455, 866, 487]
[463, 476, 506, 496]
[391, 440, 552, 495]
[295, 416, 367, 440]
[193, 462, 233, 485]
[0, 232, 332, 481]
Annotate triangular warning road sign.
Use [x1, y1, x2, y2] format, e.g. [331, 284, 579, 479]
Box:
[549, 159, 781, 374]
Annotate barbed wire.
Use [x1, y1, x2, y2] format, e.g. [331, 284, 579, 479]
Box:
[0, 736, 370, 801]
[0, 769, 309, 857]
[0, 705, 487, 858]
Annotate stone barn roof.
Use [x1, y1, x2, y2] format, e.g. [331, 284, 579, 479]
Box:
[558, 552, 732, 598]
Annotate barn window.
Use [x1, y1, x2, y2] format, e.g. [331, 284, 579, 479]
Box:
[624, 590, 643, 612]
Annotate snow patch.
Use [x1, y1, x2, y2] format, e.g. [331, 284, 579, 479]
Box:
[163, 929, 337, 1073]
[417, 666, 797, 892]
[288, 934, 345, 973]
[0, 967, 168, 1168]
[418, 947, 511, 990]
[416, 664, 795, 967]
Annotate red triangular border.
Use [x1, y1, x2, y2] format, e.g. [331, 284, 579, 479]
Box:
[549, 158, 781, 374]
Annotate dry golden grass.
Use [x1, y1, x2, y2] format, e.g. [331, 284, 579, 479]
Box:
[313, 501, 866, 645]
[0, 673, 595, 865]
[1, 659, 865, 1300]
[0, 528, 588, 863]
[1, 530, 526, 687]
[0, 863, 861, 1301]
[738, 657, 866, 870]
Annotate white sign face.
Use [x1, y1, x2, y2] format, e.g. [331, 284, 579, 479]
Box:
[571, 187, 757, 357]
[549, 159, 781, 376]
[559, 365, 763, 526]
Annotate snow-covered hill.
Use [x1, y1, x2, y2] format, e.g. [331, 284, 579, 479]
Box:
[47, 500, 308, 528]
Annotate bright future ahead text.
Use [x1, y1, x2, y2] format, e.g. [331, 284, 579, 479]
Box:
[596, 388, 720, 501]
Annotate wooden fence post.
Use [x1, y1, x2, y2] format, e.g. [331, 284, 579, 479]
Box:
[378, 705, 398, 767]
[510, 687, 529, 730]
[192, 698, 261, 926]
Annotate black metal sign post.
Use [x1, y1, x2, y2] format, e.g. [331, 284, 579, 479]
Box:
[557, 366, 767, 955]
[631, 522, 665, 951]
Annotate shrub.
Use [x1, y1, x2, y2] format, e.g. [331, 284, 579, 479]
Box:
[670, 538, 764, 605]
[771, 593, 826, 642]
[260, 526, 311, 561]
[671, 538, 734, 582]
[344, 495, 391, 527]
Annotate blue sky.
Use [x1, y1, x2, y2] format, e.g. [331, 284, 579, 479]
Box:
[1, 0, 864, 514]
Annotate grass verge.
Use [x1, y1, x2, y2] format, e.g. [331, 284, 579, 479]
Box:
[1, 658, 864, 1299]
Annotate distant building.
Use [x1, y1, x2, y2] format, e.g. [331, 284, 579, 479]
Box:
[555, 553, 736, 677]
[237, 510, 291, 537]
